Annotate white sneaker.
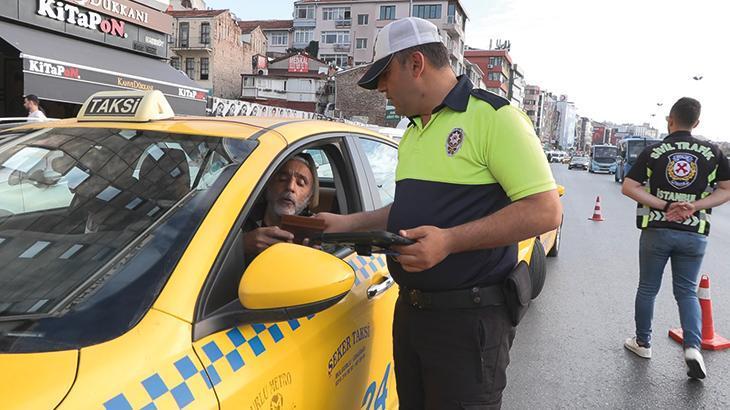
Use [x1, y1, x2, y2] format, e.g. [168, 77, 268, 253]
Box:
[684, 347, 707, 379]
[624, 337, 652, 358]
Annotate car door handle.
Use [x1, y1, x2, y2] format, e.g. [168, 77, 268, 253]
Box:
[367, 276, 395, 299]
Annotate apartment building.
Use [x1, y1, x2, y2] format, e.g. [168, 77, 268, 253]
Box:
[168, 9, 245, 99]
[238, 20, 294, 57]
[464, 49, 512, 98]
[292, 0, 469, 73]
[241, 53, 335, 113]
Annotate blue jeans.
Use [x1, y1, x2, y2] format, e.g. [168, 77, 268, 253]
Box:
[635, 228, 708, 348]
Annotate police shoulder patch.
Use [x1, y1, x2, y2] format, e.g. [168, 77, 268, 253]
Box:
[470, 89, 510, 110]
[446, 128, 465, 157]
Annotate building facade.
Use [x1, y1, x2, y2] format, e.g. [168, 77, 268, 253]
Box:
[556, 96, 577, 149]
[523, 85, 541, 134]
[509, 63, 525, 108]
[238, 20, 293, 58]
[464, 49, 512, 98]
[0, 0, 206, 117]
[591, 122, 616, 146]
[292, 0, 469, 72]
[237, 24, 270, 76]
[168, 9, 245, 99]
[169, 0, 208, 10]
[335, 65, 395, 127]
[464, 59, 485, 89]
[241, 53, 334, 114]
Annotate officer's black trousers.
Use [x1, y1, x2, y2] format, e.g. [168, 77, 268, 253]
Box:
[393, 295, 516, 409]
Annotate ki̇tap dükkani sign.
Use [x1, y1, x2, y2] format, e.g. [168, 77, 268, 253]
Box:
[36, 0, 146, 39]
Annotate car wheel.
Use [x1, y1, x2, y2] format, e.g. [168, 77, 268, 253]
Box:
[547, 217, 562, 258]
[529, 239, 547, 299]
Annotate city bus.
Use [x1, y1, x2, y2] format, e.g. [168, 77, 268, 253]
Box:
[589, 144, 618, 173]
[614, 136, 660, 182]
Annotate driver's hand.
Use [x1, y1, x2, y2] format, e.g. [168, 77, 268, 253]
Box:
[243, 226, 294, 254]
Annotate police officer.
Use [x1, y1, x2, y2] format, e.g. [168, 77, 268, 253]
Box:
[622, 97, 730, 379]
[316, 18, 561, 409]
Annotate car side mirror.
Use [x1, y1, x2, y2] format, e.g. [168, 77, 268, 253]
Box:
[7, 169, 23, 186]
[239, 243, 355, 312]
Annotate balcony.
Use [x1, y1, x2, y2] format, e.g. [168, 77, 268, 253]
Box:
[171, 39, 212, 52]
[292, 41, 310, 49]
[293, 19, 316, 28]
[333, 43, 351, 52]
[335, 19, 352, 28]
[444, 15, 464, 36]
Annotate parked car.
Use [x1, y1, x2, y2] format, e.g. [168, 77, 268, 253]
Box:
[0, 90, 565, 409]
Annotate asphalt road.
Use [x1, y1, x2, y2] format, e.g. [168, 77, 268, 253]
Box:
[503, 164, 730, 409]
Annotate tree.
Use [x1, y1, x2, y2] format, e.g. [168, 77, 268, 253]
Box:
[305, 41, 319, 58]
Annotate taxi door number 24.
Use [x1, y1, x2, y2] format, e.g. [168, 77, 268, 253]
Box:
[361, 363, 391, 410]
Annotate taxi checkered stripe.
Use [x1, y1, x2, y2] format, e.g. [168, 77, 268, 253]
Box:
[103, 355, 212, 410]
[102, 317, 314, 410]
[348, 255, 386, 286]
[194, 317, 315, 388]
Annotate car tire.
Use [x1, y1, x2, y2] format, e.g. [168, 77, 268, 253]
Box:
[547, 217, 562, 258]
[529, 239, 547, 299]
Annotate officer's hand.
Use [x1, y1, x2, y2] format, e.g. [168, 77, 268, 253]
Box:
[313, 212, 350, 233]
[666, 202, 695, 222]
[243, 226, 295, 254]
[392, 226, 451, 272]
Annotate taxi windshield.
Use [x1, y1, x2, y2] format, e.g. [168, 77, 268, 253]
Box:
[0, 127, 255, 351]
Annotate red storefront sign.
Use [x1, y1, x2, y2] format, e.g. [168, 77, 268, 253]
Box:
[288, 55, 309, 73]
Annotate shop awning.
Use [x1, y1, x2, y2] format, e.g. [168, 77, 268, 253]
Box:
[0, 21, 208, 115]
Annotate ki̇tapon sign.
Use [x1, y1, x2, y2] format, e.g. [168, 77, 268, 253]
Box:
[37, 0, 129, 38]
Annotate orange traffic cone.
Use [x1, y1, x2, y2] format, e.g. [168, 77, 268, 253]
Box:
[588, 196, 604, 221]
[669, 275, 730, 350]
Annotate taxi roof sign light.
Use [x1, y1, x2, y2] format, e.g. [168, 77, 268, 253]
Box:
[77, 90, 175, 122]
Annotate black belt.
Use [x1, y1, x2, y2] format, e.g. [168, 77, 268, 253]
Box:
[399, 285, 505, 310]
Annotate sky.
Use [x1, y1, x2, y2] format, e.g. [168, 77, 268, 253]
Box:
[209, 0, 730, 141]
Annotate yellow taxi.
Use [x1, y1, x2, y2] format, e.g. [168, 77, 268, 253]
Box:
[0, 91, 561, 410]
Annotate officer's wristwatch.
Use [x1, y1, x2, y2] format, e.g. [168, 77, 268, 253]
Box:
[663, 201, 673, 212]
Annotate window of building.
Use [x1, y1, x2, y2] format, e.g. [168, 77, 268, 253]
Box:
[294, 28, 313, 44]
[321, 31, 350, 45]
[379, 5, 396, 20]
[357, 14, 369, 25]
[322, 7, 351, 21]
[296, 5, 315, 19]
[178, 22, 189, 47]
[413, 4, 442, 19]
[200, 57, 209, 80]
[200, 22, 210, 45]
[356, 38, 368, 49]
[185, 58, 195, 79]
[320, 54, 349, 67]
[269, 31, 289, 46]
[488, 56, 503, 67]
[488, 72, 503, 82]
[170, 57, 180, 70]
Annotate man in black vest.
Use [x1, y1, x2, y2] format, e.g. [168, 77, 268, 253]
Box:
[622, 97, 730, 379]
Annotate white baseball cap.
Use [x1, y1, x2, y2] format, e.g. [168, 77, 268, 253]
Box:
[358, 17, 442, 90]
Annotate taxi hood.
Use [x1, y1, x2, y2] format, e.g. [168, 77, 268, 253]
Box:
[0, 350, 78, 410]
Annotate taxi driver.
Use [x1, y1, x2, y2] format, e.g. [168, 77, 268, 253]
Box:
[243, 153, 319, 256]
